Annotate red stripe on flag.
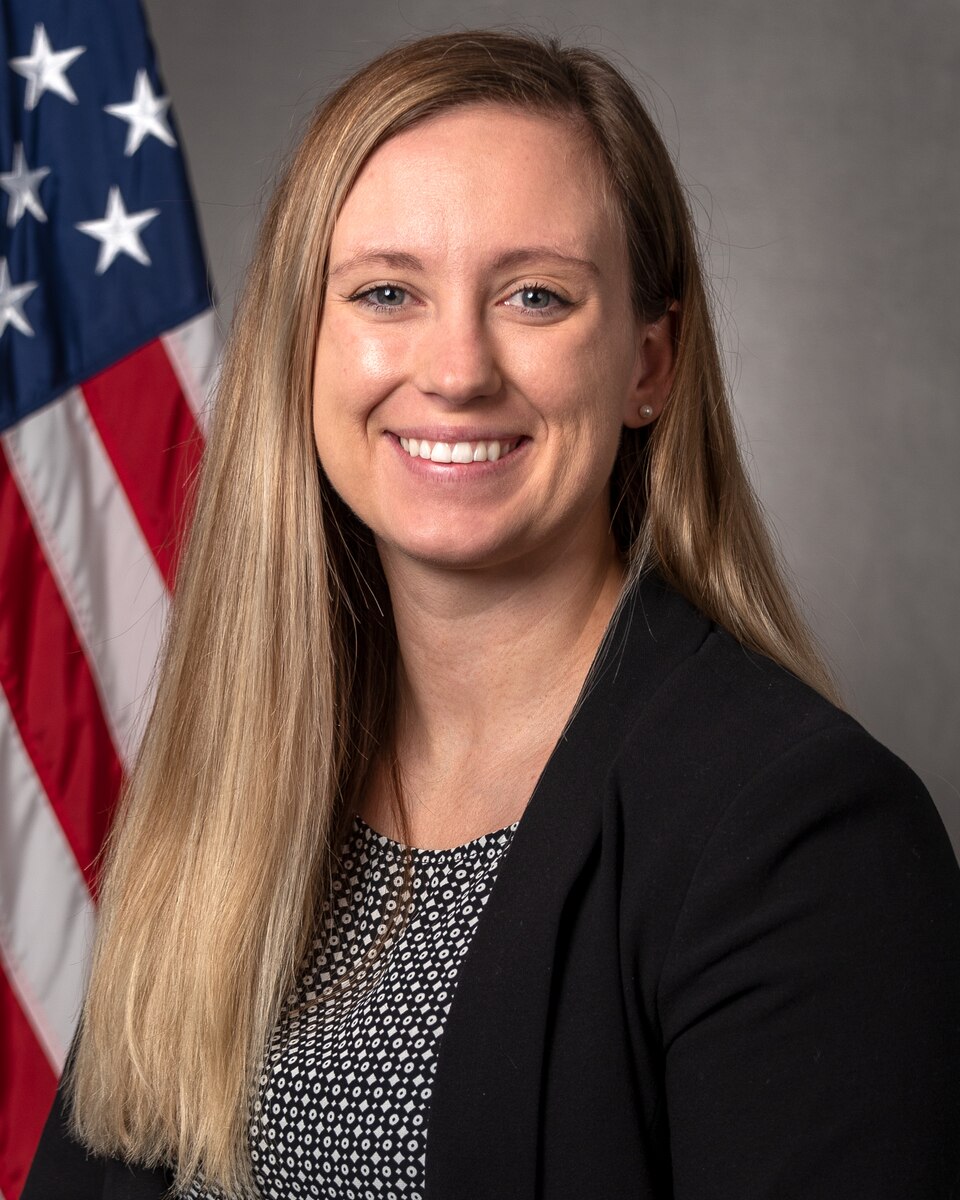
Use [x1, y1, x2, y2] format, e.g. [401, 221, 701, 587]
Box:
[82, 340, 204, 590]
[0, 965, 58, 1200]
[0, 453, 123, 895]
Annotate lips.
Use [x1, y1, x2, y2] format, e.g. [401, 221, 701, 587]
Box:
[397, 436, 522, 464]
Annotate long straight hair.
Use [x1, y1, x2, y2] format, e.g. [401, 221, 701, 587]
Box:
[69, 29, 837, 1195]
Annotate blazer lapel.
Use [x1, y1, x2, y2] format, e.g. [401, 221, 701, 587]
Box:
[424, 572, 710, 1198]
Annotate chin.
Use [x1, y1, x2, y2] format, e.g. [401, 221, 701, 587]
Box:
[390, 540, 513, 572]
[376, 520, 533, 574]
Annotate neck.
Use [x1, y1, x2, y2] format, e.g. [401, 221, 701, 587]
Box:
[379, 532, 626, 771]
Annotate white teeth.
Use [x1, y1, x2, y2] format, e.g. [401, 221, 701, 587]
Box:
[399, 436, 517, 463]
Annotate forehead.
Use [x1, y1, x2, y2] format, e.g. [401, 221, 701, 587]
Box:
[329, 104, 621, 267]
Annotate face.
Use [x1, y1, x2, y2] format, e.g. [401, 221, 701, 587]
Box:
[313, 104, 652, 575]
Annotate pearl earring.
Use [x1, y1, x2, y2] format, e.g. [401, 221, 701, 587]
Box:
[638, 404, 654, 421]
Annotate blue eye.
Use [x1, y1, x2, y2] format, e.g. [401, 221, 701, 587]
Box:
[504, 285, 569, 314]
[353, 285, 407, 310]
[520, 288, 553, 308]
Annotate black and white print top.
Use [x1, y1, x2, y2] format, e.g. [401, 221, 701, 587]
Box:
[184, 812, 518, 1200]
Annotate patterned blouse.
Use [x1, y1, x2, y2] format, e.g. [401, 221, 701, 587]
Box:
[185, 812, 518, 1199]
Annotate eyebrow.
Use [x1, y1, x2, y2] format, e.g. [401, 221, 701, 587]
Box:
[327, 246, 601, 281]
[327, 250, 423, 280]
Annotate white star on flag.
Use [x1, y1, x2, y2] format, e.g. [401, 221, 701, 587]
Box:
[9, 23, 85, 111]
[75, 186, 160, 274]
[1, 143, 51, 227]
[0, 257, 38, 338]
[105, 69, 177, 156]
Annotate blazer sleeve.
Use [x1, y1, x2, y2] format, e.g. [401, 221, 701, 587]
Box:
[22, 1069, 171, 1200]
[656, 725, 960, 1199]
[21, 1074, 106, 1200]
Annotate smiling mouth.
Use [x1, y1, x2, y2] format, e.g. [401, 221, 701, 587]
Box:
[397, 436, 523, 464]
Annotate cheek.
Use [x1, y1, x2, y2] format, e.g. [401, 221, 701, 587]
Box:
[320, 311, 406, 392]
[532, 336, 632, 447]
[525, 312, 634, 397]
[311, 328, 403, 487]
[310, 395, 338, 479]
[310, 394, 365, 517]
[351, 330, 402, 391]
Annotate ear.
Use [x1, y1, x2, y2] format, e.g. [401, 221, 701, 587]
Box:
[621, 302, 679, 429]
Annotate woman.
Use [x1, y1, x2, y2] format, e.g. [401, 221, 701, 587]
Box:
[25, 29, 960, 1200]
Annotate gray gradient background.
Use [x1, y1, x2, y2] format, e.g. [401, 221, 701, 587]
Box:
[142, 0, 960, 855]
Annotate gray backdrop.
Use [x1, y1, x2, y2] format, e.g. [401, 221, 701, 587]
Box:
[142, 0, 960, 856]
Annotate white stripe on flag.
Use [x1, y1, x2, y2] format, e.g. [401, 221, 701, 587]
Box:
[2, 389, 170, 769]
[161, 309, 221, 433]
[0, 688, 96, 1071]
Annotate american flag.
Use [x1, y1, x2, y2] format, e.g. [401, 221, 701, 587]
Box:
[0, 1, 217, 1194]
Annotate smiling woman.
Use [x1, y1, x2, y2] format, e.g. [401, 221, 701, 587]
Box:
[314, 106, 659, 577]
[24, 28, 960, 1200]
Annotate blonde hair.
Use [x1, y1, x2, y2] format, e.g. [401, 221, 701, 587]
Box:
[69, 29, 836, 1195]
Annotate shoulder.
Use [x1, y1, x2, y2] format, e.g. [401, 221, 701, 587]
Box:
[598, 585, 959, 954]
[605, 582, 916, 811]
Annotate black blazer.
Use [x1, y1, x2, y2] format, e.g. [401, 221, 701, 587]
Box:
[25, 572, 960, 1198]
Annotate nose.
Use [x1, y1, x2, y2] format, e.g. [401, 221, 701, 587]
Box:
[411, 306, 503, 406]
